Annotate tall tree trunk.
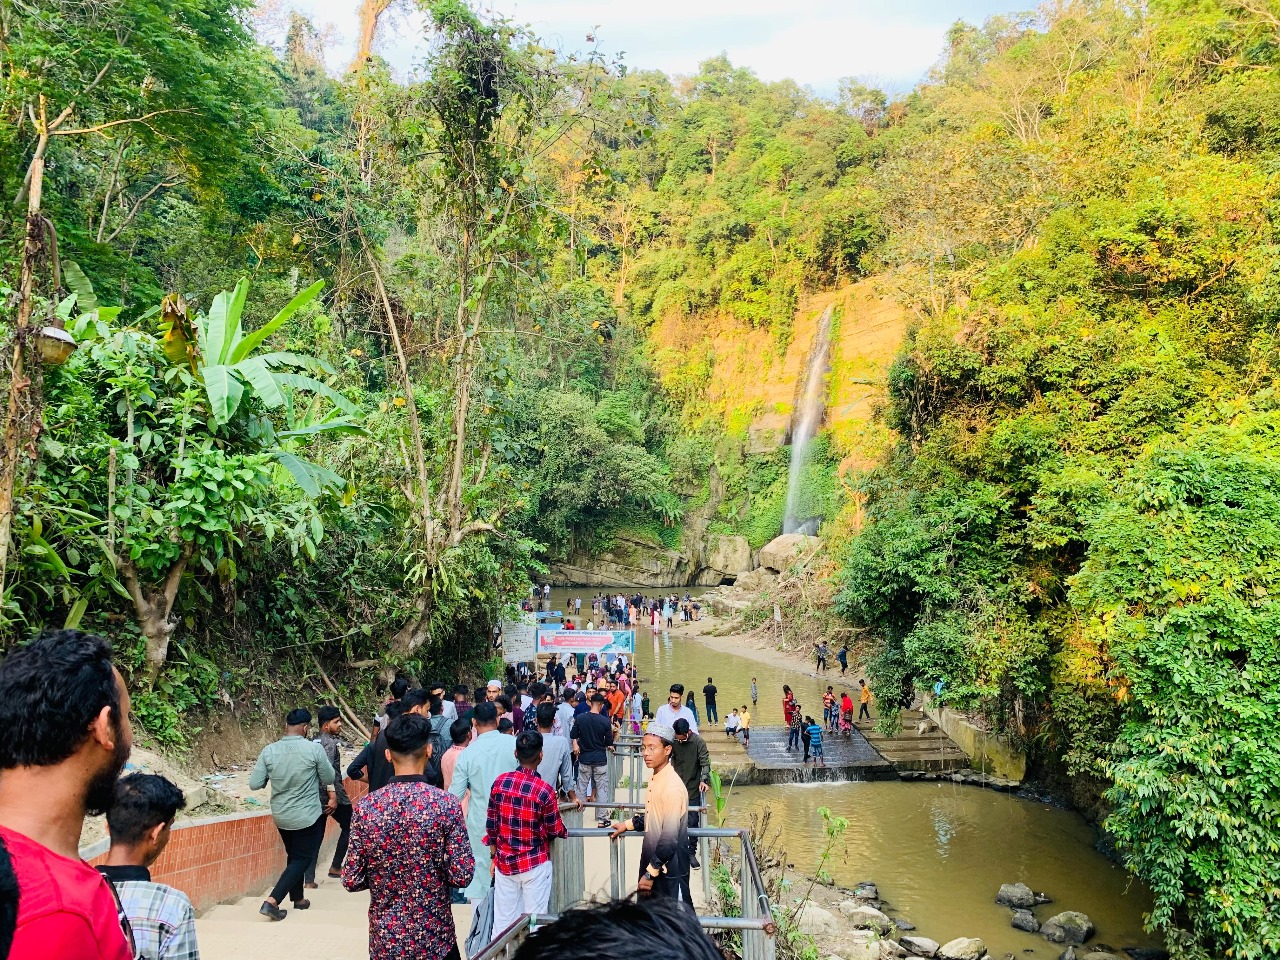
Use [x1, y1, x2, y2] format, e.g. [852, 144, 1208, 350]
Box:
[350, 0, 395, 72]
[0, 128, 48, 593]
[118, 547, 192, 685]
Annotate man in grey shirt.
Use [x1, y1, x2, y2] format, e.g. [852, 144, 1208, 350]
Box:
[535, 703, 580, 806]
[249, 708, 335, 920]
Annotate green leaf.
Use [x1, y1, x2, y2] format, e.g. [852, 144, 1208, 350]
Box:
[64, 596, 90, 630]
[63, 261, 99, 314]
[206, 278, 249, 366]
[273, 452, 345, 498]
[236, 357, 285, 408]
[203, 365, 245, 423]
[274, 373, 357, 415]
[229, 280, 324, 364]
[277, 419, 368, 439]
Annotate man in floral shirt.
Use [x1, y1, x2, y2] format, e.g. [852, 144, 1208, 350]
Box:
[485, 731, 567, 934]
[343, 714, 474, 960]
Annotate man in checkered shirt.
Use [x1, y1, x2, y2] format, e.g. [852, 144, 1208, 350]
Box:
[97, 774, 199, 960]
[484, 731, 567, 934]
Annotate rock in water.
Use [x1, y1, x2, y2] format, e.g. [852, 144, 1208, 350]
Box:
[1011, 910, 1040, 933]
[895, 919, 917, 931]
[1034, 892, 1054, 905]
[1058, 949, 1076, 960]
[1079, 954, 1122, 960]
[855, 882, 880, 900]
[939, 938, 987, 960]
[838, 903, 895, 934]
[996, 883, 1036, 908]
[796, 902, 840, 936]
[1041, 912, 1095, 944]
[900, 937, 941, 958]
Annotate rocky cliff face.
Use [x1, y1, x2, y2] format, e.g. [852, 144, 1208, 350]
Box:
[546, 530, 754, 588]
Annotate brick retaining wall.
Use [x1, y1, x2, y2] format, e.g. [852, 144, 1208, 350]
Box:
[82, 778, 369, 914]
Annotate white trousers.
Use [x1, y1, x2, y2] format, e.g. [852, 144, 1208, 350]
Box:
[492, 859, 554, 935]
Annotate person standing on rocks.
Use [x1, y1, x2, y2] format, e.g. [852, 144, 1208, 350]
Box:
[701, 678, 718, 724]
[0, 629, 135, 960]
[608, 723, 693, 911]
[837, 644, 849, 676]
[249, 707, 336, 920]
[343, 714, 474, 960]
[670, 719, 710, 869]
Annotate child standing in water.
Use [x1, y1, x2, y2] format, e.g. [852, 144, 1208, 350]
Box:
[750, 678, 758, 707]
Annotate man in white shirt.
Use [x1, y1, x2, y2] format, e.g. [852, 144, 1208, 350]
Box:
[654, 683, 699, 734]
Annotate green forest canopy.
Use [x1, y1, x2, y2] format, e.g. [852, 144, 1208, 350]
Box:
[3, 1, 1280, 955]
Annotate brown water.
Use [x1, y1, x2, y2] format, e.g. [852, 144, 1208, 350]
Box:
[542, 587, 1157, 954]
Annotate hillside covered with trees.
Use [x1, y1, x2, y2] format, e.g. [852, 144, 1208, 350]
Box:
[3, 1, 1280, 955]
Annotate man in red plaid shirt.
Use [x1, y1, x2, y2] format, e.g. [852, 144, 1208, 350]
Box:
[484, 730, 567, 934]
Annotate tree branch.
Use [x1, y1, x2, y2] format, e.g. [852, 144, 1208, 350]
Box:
[53, 109, 190, 137]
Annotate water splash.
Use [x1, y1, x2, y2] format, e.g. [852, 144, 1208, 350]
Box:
[782, 306, 834, 535]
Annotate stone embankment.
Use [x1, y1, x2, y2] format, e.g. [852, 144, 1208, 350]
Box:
[793, 878, 1153, 960]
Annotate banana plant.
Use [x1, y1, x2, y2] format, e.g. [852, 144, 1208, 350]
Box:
[189, 277, 356, 425]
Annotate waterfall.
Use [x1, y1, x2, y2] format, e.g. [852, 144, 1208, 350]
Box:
[782, 306, 833, 535]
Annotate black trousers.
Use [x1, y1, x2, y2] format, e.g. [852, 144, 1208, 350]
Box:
[858, 703, 871, 721]
[270, 814, 325, 904]
[649, 873, 695, 914]
[304, 803, 353, 882]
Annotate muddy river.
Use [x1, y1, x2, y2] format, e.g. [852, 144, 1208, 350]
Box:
[539, 587, 1157, 955]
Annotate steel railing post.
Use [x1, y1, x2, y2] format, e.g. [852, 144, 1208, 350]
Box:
[609, 834, 621, 901]
[741, 834, 757, 960]
[700, 807, 711, 904]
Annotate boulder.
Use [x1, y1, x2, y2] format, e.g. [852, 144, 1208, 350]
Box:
[1011, 910, 1040, 933]
[796, 902, 840, 937]
[759, 533, 820, 573]
[1057, 949, 1075, 960]
[900, 937, 940, 958]
[704, 534, 753, 579]
[938, 938, 986, 960]
[838, 903, 895, 935]
[880, 941, 909, 959]
[996, 883, 1036, 909]
[1034, 892, 1054, 905]
[1041, 912, 1094, 945]
[835, 932, 880, 960]
[854, 882, 880, 900]
[895, 920, 917, 932]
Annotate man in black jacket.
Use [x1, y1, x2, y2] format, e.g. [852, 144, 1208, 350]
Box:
[670, 718, 710, 868]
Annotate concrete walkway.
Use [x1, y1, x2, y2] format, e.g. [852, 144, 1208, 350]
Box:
[194, 877, 475, 959]
[192, 833, 686, 959]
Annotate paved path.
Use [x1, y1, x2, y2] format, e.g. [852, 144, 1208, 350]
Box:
[193, 832, 703, 959]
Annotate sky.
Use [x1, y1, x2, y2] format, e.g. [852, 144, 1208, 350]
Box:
[273, 0, 1023, 95]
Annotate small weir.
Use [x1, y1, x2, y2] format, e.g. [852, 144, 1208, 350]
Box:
[746, 725, 894, 783]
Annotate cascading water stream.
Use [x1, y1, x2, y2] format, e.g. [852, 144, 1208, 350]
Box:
[782, 305, 834, 535]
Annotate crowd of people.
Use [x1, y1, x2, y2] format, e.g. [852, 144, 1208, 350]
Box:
[522, 588, 703, 629]
[0, 628, 732, 960]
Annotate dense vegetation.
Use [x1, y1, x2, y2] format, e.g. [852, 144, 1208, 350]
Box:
[4, 0, 1280, 955]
